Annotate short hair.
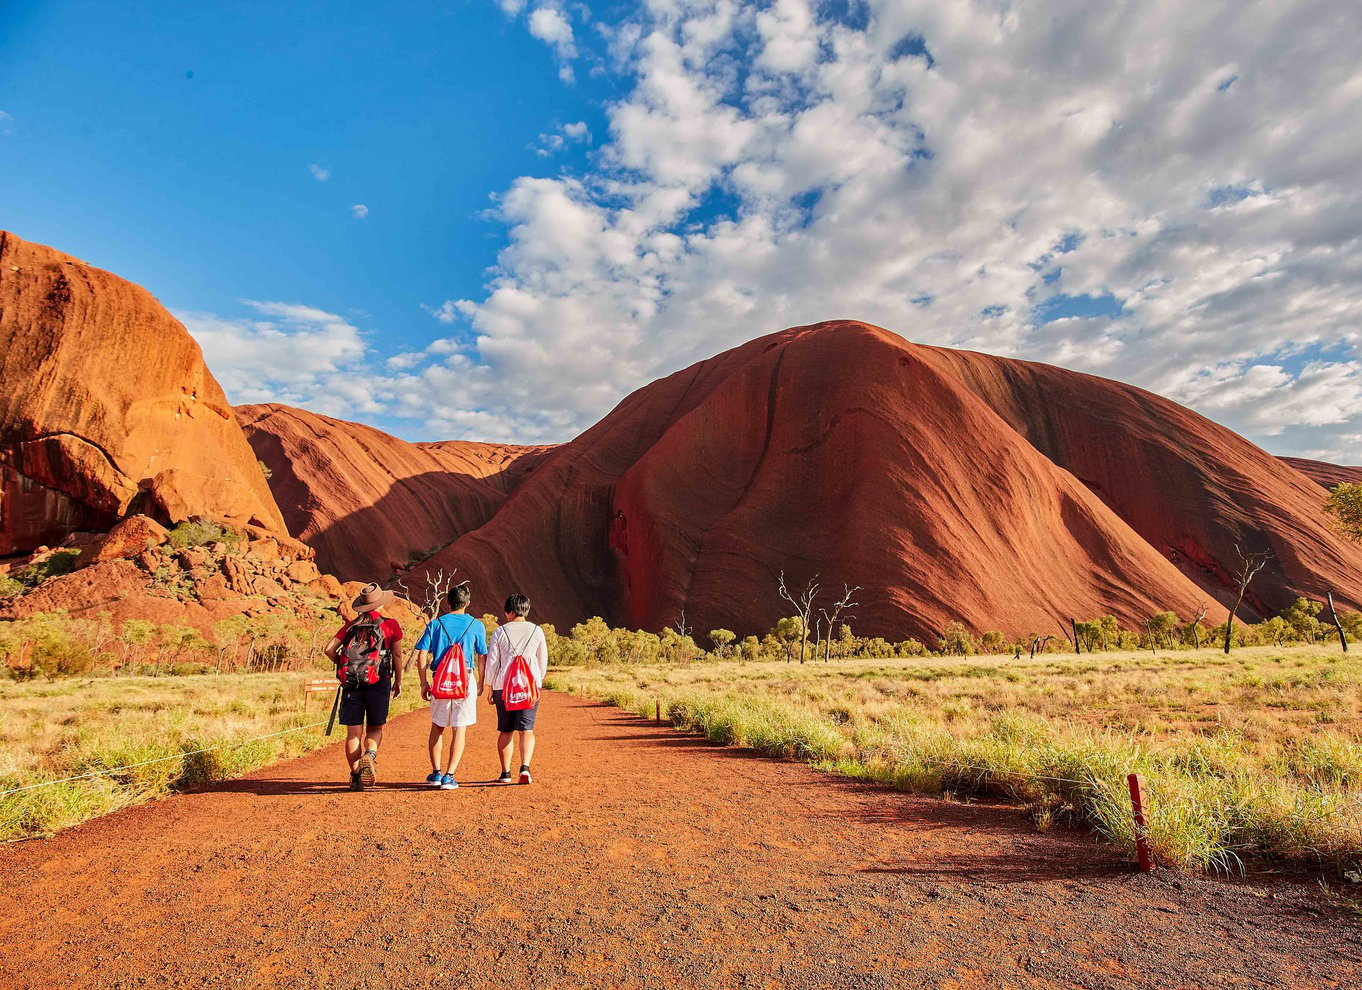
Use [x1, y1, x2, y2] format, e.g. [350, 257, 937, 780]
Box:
[504, 593, 531, 617]
[447, 582, 471, 610]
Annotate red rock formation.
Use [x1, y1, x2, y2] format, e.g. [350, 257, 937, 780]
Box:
[0, 231, 287, 555]
[237, 403, 552, 582]
[404, 321, 1362, 640]
[1280, 457, 1362, 490]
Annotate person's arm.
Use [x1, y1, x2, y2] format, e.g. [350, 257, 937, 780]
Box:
[324, 635, 342, 664]
[475, 653, 487, 698]
[533, 629, 549, 686]
[411, 649, 433, 699]
[390, 638, 404, 696]
[484, 631, 502, 704]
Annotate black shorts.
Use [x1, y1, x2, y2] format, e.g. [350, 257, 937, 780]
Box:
[493, 690, 539, 732]
[340, 678, 392, 728]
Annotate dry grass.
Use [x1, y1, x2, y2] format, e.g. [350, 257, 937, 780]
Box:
[547, 645, 1362, 875]
[0, 672, 423, 841]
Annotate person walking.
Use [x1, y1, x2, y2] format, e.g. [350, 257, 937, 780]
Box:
[483, 593, 548, 784]
[325, 583, 403, 791]
[410, 581, 486, 790]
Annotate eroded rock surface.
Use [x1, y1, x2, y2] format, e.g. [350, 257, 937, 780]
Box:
[0, 231, 286, 555]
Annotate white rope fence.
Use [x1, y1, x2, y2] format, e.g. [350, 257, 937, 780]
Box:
[0, 720, 328, 799]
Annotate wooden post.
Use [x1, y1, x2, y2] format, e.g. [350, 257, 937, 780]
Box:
[1127, 773, 1154, 872]
[655, 700, 661, 724]
[1071, 619, 1081, 654]
[1326, 591, 1349, 653]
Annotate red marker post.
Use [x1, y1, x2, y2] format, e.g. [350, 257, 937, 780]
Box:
[1127, 773, 1155, 872]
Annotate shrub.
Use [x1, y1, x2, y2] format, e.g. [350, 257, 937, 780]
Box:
[165, 518, 240, 551]
[0, 573, 23, 599]
[13, 549, 81, 588]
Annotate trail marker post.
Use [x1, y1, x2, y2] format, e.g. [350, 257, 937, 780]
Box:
[655, 700, 662, 724]
[1127, 773, 1154, 872]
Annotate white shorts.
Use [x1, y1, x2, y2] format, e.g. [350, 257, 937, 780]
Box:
[430, 691, 478, 729]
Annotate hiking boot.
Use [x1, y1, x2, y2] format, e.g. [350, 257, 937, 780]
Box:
[358, 749, 378, 788]
[425, 771, 443, 787]
[496, 771, 513, 785]
[440, 774, 459, 790]
[519, 765, 532, 785]
[349, 772, 364, 792]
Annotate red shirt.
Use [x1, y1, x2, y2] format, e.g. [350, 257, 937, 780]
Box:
[334, 613, 403, 651]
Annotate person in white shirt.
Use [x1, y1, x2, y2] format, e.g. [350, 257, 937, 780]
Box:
[484, 593, 549, 784]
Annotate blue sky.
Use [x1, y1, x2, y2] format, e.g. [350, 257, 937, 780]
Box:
[1, 1, 610, 356]
[3, 1, 1361, 460]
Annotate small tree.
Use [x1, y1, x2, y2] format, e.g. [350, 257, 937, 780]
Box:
[1280, 597, 1323, 644]
[777, 571, 820, 664]
[774, 616, 805, 662]
[1325, 482, 1362, 541]
[1145, 611, 1178, 652]
[980, 630, 1007, 654]
[1224, 545, 1272, 654]
[938, 621, 976, 656]
[816, 583, 860, 662]
[708, 628, 736, 656]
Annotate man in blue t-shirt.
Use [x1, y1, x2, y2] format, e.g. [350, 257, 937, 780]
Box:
[410, 582, 487, 789]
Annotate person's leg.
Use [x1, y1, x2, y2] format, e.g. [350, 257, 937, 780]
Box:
[345, 726, 365, 771]
[364, 724, 384, 756]
[497, 732, 514, 774]
[445, 725, 468, 775]
[520, 730, 536, 768]
[427, 724, 445, 773]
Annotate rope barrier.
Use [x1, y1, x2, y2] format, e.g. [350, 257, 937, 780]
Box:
[0, 720, 329, 799]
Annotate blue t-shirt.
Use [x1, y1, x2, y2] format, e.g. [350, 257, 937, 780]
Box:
[414, 613, 487, 672]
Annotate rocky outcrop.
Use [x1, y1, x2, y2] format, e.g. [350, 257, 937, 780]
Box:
[1280, 457, 1362, 490]
[0, 231, 287, 556]
[237, 403, 552, 581]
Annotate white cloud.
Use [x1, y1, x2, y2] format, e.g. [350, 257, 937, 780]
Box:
[528, 6, 577, 60]
[201, 1, 1362, 458]
[496, 0, 527, 14]
[351, 203, 369, 219]
[424, 0, 1362, 456]
[563, 120, 590, 141]
[309, 163, 330, 182]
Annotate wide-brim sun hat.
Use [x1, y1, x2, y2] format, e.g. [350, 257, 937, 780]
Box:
[352, 582, 395, 611]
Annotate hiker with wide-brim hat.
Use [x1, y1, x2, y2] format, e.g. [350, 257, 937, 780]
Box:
[325, 582, 404, 791]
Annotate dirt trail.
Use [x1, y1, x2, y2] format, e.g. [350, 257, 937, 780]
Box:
[3, 693, 1359, 989]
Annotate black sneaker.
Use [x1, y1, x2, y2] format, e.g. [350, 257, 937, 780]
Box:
[496, 771, 513, 785]
[349, 771, 364, 792]
[519, 765, 532, 785]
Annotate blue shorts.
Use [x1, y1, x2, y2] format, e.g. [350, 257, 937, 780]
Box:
[340, 678, 392, 727]
[493, 691, 539, 732]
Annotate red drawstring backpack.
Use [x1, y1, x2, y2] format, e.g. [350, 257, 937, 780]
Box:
[502, 626, 540, 711]
[430, 641, 470, 700]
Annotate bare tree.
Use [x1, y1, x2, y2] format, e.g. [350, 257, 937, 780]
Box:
[778, 571, 821, 665]
[394, 567, 460, 624]
[1326, 591, 1349, 653]
[1223, 546, 1272, 654]
[1187, 603, 1208, 649]
[674, 610, 691, 639]
[817, 583, 860, 662]
[1029, 634, 1057, 659]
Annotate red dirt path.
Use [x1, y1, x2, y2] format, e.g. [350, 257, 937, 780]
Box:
[3, 693, 1360, 989]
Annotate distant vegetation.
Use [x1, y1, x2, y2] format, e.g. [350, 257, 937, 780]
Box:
[1327, 481, 1362, 542]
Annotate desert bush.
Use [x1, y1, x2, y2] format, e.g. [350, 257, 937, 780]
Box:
[937, 621, 976, 656]
[165, 518, 240, 551]
[12, 549, 81, 588]
[0, 573, 23, 599]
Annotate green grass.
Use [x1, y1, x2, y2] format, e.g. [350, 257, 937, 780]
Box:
[547, 645, 1362, 875]
[0, 672, 423, 841]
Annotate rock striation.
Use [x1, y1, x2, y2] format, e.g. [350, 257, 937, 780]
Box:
[237, 403, 552, 582]
[1280, 457, 1362, 490]
[0, 231, 287, 556]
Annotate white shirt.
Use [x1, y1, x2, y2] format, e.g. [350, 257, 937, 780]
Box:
[484, 622, 548, 691]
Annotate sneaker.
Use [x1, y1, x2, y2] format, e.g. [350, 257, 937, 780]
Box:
[425, 771, 443, 787]
[440, 774, 460, 790]
[358, 749, 378, 788]
[349, 772, 363, 792]
[496, 771, 513, 785]
[519, 765, 532, 785]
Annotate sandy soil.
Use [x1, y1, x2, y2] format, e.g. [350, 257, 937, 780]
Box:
[2, 692, 1359, 989]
